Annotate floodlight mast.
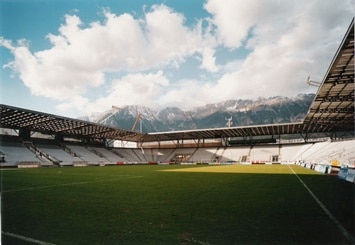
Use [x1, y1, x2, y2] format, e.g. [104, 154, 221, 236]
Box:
[131, 114, 142, 132]
[183, 111, 198, 129]
[225, 116, 233, 128]
[113, 105, 142, 133]
[306, 76, 321, 87]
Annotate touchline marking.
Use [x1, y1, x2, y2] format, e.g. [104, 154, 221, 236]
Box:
[2, 175, 143, 193]
[2, 231, 56, 245]
[288, 165, 355, 244]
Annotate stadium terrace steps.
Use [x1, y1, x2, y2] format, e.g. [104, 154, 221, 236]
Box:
[0, 139, 354, 168]
[117, 148, 142, 163]
[220, 146, 250, 163]
[250, 145, 280, 163]
[154, 148, 176, 163]
[66, 145, 107, 165]
[0, 141, 44, 166]
[299, 141, 331, 161]
[291, 143, 314, 161]
[190, 148, 216, 163]
[300, 140, 355, 167]
[37, 144, 82, 166]
[91, 147, 125, 164]
[279, 144, 306, 163]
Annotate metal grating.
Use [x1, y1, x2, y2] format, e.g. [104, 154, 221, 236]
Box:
[0, 104, 142, 141]
[304, 19, 354, 133]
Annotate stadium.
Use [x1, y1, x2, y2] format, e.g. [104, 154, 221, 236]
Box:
[0, 19, 354, 245]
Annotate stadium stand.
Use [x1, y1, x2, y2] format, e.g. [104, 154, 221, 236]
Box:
[65, 145, 107, 166]
[0, 20, 353, 184]
[0, 141, 41, 167]
[0, 135, 354, 169]
[296, 139, 355, 168]
[114, 148, 146, 164]
[189, 147, 216, 163]
[90, 147, 126, 165]
[153, 148, 176, 163]
[36, 143, 82, 166]
[249, 145, 280, 164]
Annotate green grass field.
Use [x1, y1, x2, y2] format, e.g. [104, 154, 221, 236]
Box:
[1, 164, 354, 244]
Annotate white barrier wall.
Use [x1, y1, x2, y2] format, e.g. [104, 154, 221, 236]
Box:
[338, 167, 355, 183]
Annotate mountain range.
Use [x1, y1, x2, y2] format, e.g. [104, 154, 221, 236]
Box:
[86, 94, 315, 133]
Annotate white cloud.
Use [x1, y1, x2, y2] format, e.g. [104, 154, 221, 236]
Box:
[200, 47, 218, 72]
[154, 0, 354, 109]
[204, 0, 259, 49]
[0, 5, 211, 110]
[159, 79, 207, 108]
[57, 95, 89, 113]
[144, 5, 203, 67]
[200, 0, 354, 103]
[85, 71, 169, 114]
[1, 0, 354, 117]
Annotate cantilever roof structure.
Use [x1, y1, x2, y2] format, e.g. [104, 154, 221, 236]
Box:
[304, 19, 354, 133]
[0, 104, 143, 142]
[0, 20, 354, 143]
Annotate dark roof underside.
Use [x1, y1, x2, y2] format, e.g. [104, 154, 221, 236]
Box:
[0, 105, 142, 141]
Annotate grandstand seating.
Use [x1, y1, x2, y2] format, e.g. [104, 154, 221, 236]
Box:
[0, 141, 43, 166]
[250, 145, 279, 163]
[296, 141, 331, 163]
[152, 148, 176, 163]
[221, 146, 251, 163]
[114, 148, 145, 163]
[90, 147, 126, 164]
[36, 144, 82, 166]
[295, 140, 355, 167]
[279, 144, 307, 163]
[190, 148, 216, 163]
[66, 145, 107, 165]
[0, 138, 354, 169]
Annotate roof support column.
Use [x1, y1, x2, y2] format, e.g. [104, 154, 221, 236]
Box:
[299, 132, 308, 143]
[19, 128, 30, 141]
[222, 137, 228, 146]
[55, 133, 64, 142]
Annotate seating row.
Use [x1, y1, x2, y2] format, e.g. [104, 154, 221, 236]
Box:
[0, 139, 354, 168]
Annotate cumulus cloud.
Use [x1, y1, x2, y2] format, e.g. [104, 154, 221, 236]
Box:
[200, 0, 354, 102]
[144, 5, 203, 67]
[145, 0, 353, 108]
[159, 79, 209, 108]
[1, 0, 354, 117]
[83, 71, 169, 114]
[204, 0, 259, 49]
[1, 5, 214, 113]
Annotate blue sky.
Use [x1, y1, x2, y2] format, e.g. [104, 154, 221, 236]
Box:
[0, 0, 353, 118]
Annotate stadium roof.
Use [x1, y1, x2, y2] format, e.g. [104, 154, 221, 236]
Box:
[0, 19, 353, 143]
[304, 19, 354, 133]
[0, 104, 143, 142]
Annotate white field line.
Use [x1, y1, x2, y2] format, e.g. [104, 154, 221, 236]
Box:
[288, 165, 355, 244]
[2, 175, 143, 193]
[2, 231, 56, 245]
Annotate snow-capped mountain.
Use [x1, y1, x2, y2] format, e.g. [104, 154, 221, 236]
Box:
[89, 94, 315, 133]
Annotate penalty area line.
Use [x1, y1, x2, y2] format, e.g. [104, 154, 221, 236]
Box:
[2, 231, 56, 245]
[288, 165, 355, 244]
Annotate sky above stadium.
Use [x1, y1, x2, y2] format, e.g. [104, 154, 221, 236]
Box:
[0, 0, 353, 118]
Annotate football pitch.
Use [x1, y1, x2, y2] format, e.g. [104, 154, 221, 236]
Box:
[1, 164, 354, 244]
